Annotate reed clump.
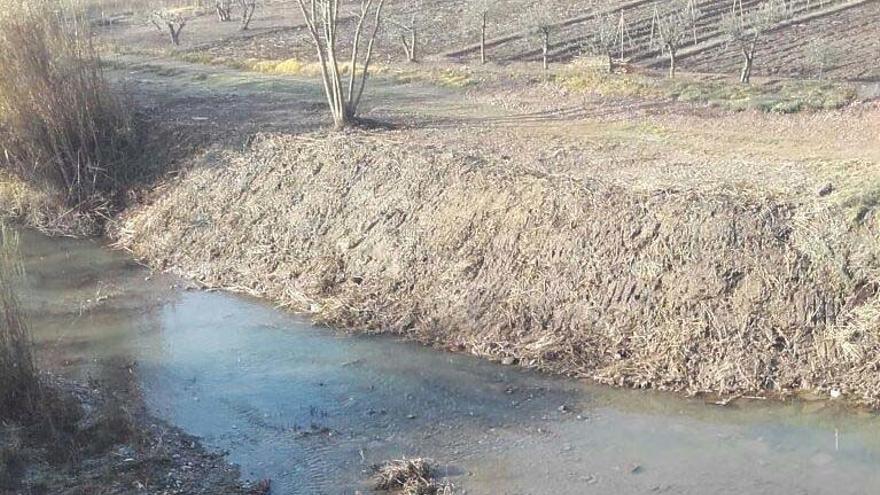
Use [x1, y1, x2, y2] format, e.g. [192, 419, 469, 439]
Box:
[0, 0, 138, 213]
[0, 225, 39, 422]
[374, 458, 454, 495]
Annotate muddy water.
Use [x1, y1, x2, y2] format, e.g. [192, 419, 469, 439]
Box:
[17, 228, 880, 494]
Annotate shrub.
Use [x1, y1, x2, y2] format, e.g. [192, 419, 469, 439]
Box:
[0, 0, 137, 208]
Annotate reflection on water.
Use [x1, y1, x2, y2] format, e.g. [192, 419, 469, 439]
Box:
[18, 228, 880, 494]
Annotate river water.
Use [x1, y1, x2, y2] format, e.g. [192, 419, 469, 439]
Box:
[17, 228, 880, 494]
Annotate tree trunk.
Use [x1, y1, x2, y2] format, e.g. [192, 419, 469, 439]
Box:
[294, 0, 384, 131]
[240, 4, 255, 30]
[542, 30, 549, 71]
[333, 109, 352, 130]
[668, 46, 676, 78]
[741, 36, 758, 84]
[410, 20, 417, 62]
[740, 52, 753, 83]
[217, 4, 231, 21]
[169, 25, 180, 45]
[480, 12, 486, 64]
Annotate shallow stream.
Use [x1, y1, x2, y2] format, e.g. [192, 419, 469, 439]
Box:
[18, 229, 880, 494]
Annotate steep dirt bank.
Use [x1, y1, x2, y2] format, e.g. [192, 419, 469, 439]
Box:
[113, 132, 880, 406]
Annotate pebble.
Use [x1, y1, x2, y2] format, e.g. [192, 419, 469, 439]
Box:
[501, 357, 516, 366]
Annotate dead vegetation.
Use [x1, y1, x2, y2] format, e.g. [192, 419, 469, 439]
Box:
[374, 458, 453, 494]
[113, 131, 880, 406]
[0, 0, 138, 217]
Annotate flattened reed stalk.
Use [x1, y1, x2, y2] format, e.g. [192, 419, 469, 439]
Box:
[0, 0, 136, 208]
[374, 458, 453, 495]
[0, 225, 39, 420]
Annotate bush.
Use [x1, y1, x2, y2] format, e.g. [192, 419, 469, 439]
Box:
[0, 0, 137, 207]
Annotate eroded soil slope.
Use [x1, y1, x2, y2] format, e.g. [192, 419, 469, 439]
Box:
[114, 132, 880, 406]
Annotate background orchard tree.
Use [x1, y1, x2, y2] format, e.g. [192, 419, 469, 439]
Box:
[389, 0, 421, 63]
[653, 0, 699, 78]
[721, 1, 790, 84]
[804, 37, 838, 79]
[150, 9, 188, 46]
[580, 13, 618, 70]
[522, 4, 559, 71]
[463, 0, 497, 64]
[295, 0, 386, 129]
[215, 0, 233, 22]
[237, 0, 257, 30]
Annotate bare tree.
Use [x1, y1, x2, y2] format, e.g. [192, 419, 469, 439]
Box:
[463, 0, 497, 64]
[150, 10, 188, 46]
[804, 37, 838, 79]
[580, 14, 617, 70]
[294, 0, 386, 129]
[653, 0, 698, 78]
[216, 0, 234, 22]
[721, 1, 789, 84]
[390, 0, 421, 63]
[237, 0, 257, 30]
[523, 5, 558, 71]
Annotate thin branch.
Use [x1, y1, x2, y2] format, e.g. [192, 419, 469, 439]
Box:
[353, 0, 385, 111]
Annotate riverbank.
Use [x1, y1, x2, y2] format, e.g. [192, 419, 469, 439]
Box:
[1, 376, 258, 494]
[4, 51, 879, 408]
[110, 123, 880, 407]
[18, 225, 880, 494]
[0, 225, 260, 494]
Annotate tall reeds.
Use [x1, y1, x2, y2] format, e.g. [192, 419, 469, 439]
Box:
[0, 0, 137, 208]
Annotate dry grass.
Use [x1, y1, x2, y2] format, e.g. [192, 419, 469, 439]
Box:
[0, 0, 138, 209]
[175, 51, 476, 90]
[113, 132, 880, 406]
[0, 172, 103, 236]
[374, 458, 453, 495]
